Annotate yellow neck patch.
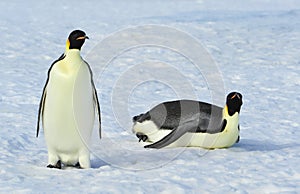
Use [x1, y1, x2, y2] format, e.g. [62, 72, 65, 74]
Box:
[65, 39, 70, 51]
[223, 105, 229, 117]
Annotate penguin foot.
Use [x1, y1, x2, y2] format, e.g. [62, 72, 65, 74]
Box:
[47, 160, 62, 169]
[75, 162, 82, 169]
[136, 133, 148, 142]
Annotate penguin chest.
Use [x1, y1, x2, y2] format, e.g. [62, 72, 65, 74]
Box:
[218, 115, 240, 147]
[43, 60, 95, 151]
[188, 115, 240, 149]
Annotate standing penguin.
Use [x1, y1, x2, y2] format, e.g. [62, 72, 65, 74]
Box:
[132, 92, 242, 149]
[36, 30, 101, 169]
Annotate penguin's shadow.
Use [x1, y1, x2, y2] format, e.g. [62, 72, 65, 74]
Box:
[89, 139, 300, 169]
[91, 158, 109, 169]
[234, 139, 300, 152]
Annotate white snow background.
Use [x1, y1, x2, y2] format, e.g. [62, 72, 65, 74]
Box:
[1, 0, 300, 193]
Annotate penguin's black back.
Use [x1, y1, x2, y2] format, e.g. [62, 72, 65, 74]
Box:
[134, 100, 224, 133]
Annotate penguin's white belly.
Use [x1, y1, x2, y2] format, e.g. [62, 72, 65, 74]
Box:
[43, 59, 94, 165]
[133, 114, 239, 149]
[167, 128, 239, 149]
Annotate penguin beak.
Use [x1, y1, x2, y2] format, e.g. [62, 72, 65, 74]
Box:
[76, 35, 89, 40]
[230, 92, 241, 100]
[231, 93, 237, 99]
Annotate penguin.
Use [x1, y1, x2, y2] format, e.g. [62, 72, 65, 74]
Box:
[36, 30, 101, 169]
[132, 92, 242, 149]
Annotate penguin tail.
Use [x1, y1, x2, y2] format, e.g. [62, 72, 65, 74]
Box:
[132, 113, 144, 122]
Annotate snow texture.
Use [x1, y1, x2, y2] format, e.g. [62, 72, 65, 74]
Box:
[1, 0, 300, 193]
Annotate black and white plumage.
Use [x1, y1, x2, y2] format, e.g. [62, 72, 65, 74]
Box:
[132, 92, 242, 149]
[36, 30, 101, 169]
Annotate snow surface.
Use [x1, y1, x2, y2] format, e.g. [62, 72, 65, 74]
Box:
[1, 0, 300, 193]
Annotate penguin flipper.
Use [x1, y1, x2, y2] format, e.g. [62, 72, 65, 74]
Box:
[144, 119, 199, 149]
[86, 60, 102, 139]
[36, 88, 47, 137]
[93, 85, 101, 139]
[36, 53, 65, 138]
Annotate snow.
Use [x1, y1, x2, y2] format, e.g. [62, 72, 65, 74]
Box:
[1, 0, 300, 193]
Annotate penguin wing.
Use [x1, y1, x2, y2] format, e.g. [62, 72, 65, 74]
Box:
[145, 118, 227, 149]
[85, 60, 102, 139]
[36, 54, 65, 138]
[92, 81, 102, 139]
[36, 85, 47, 137]
[144, 120, 198, 149]
[144, 114, 201, 149]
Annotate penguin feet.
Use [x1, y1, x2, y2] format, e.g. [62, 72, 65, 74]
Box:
[136, 133, 148, 142]
[47, 161, 85, 169]
[75, 162, 82, 169]
[47, 160, 62, 169]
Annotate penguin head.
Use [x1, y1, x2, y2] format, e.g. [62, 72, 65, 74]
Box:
[66, 30, 89, 50]
[226, 92, 243, 116]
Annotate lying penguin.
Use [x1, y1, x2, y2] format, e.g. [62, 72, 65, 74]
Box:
[132, 92, 243, 149]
